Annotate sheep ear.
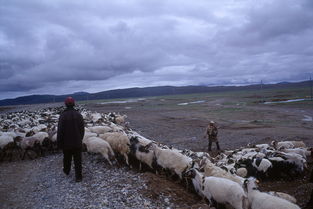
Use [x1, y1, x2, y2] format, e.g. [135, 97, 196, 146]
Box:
[191, 169, 197, 178]
[243, 179, 248, 189]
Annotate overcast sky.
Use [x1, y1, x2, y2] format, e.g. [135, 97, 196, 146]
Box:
[0, 0, 313, 99]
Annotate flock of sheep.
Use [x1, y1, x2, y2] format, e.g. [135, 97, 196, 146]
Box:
[0, 106, 312, 209]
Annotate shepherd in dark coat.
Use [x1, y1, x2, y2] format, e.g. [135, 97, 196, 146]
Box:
[205, 121, 220, 151]
[57, 97, 85, 182]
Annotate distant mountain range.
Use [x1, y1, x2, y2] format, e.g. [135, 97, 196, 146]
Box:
[0, 81, 311, 106]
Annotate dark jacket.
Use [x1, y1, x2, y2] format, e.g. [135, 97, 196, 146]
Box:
[207, 124, 218, 142]
[57, 107, 85, 150]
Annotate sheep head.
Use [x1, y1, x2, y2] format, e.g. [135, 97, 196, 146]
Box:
[182, 168, 197, 179]
[26, 130, 35, 137]
[243, 177, 259, 192]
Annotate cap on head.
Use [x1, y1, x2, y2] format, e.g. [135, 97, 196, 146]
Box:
[210, 121, 215, 124]
[65, 96, 75, 107]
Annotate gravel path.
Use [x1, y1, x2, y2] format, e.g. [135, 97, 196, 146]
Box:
[0, 153, 194, 209]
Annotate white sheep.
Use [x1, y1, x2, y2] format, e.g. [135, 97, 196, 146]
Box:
[128, 131, 153, 146]
[32, 132, 49, 145]
[83, 132, 97, 142]
[115, 114, 127, 125]
[200, 158, 244, 185]
[185, 168, 247, 209]
[271, 141, 294, 150]
[252, 158, 272, 173]
[108, 122, 124, 132]
[99, 132, 130, 165]
[0, 134, 14, 149]
[84, 136, 114, 165]
[152, 144, 193, 179]
[288, 140, 306, 148]
[204, 176, 248, 209]
[32, 124, 47, 133]
[279, 147, 310, 159]
[88, 126, 112, 135]
[182, 168, 206, 198]
[0, 131, 18, 139]
[19, 136, 42, 159]
[0, 135, 15, 161]
[275, 151, 307, 171]
[129, 136, 155, 170]
[255, 144, 270, 149]
[244, 177, 300, 209]
[236, 167, 248, 178]
[267, 191, 297, 204]
[91, 112, 103, 123]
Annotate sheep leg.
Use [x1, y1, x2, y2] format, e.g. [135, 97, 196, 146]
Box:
[32, 145, 41, 158]
[123, 153, 130, 167]
[26, 149, 35, 160]
[0, 151, 6, 161]
[17, 147, 23, 160]
[40, 147, 45, 157]
[22, 149, 31, 160]
[104, 154, 112, 166]
[96, 155, 105, 164]
[184, 177, 189, 190]
[8, 150, 13, 162]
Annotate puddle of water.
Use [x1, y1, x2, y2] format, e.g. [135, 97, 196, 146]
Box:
[99, 98, 146, 104]
[178, 100, 205, 106]
[190, 100, 205, 104]
[302, 115, 312, 122]
[264, 98, 306, 104]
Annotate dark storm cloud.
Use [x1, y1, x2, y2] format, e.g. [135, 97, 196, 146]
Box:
[0, 0, 313, 99]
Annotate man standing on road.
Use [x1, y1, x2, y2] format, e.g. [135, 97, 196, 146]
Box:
[57, 97, 85, 182]
[205, 121, 220, 151]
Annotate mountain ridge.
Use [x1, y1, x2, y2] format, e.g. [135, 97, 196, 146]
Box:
[0, 81, 311, 106]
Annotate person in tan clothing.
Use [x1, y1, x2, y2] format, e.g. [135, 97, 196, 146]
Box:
[205, 121, 220, 151]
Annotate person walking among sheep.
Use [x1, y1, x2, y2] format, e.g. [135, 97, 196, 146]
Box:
[57, 97, 85, 182]
[205, 121, 220, 151]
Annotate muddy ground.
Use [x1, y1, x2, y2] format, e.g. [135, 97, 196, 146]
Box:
[1, 91, 313, 208]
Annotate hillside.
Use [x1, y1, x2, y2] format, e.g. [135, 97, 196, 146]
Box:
[0, 81, 311, 106]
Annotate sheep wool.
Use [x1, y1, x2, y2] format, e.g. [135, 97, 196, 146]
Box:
[153, 145, 193, 179]
[203, 176, 247, 209]
[0, 135, 14, 149]
[244, 178, 300, 209]
[84, 136, 114, 165]
[99, 132, 130, 165]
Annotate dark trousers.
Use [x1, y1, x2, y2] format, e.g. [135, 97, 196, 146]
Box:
[63, 148, 82, 179]
[305, 190, 313, 209]
[208, 141, 220, 151]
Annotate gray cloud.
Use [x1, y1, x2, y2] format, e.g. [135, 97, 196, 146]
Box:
[0, 0, 313, 99]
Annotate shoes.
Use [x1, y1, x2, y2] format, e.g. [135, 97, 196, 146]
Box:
[75, 177, 82, 182]
[63, 169, 70, 175]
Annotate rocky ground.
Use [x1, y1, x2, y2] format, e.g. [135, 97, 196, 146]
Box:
[0, 153, 208, 209]
[1, 95, 313, 208]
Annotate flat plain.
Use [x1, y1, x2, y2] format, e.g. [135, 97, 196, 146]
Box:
[1, 86, 312, 208]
